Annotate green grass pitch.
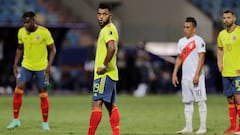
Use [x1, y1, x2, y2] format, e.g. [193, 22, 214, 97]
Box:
[0, 94, 230, 135]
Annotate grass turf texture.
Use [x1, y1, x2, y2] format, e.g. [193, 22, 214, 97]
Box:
[0, 94, 229, 135]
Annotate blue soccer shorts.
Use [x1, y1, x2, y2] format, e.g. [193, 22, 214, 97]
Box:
[92, 75, 117, 103]
[17, 67, 49, 88]
[222, 76, 240, 97]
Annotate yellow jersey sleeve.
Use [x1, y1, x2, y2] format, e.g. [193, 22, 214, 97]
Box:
[103, 25, 117, 43]
[43, 29, 54, 45]
[18, 28, 24, 44]
[217, 31, 223, 48]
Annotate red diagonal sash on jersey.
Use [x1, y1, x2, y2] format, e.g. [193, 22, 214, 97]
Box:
[181, 40, 196, 64]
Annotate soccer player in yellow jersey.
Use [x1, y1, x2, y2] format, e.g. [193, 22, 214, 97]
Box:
[217, 10, 240, 134]
[6, 11, 56, 130]
[87, 3, 120, 135]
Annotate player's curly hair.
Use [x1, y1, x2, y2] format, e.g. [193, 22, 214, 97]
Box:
[185, 17, 197, 27]
[98, 2, 112, 11]
[22, 11, 36, 19]
[223, 9, 234, 15]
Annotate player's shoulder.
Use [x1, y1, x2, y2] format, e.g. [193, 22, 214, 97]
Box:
[103, 23, 117, 34]
[178, 36, 187, 44]
[107, 23, 116, 28]
[234, 25, 240, 33]
[105, 23, 117, 31]
[219, 28, 227, 35]
[18, 27, 27, 36]
[236, 25, 240, 30]
[37, 25, 49, 31]
[18, 26, 25, 32]
[194, 34, 202, 39]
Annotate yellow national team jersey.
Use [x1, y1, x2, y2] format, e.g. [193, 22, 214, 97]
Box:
[94, 23, 119, 81]
[217, 26, 240, 77]
[18, 25, 54, 70]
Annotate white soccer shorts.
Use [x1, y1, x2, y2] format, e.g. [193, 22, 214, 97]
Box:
[181, 75, 207, 103]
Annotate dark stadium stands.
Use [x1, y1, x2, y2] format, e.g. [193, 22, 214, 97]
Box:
[0, 0, 57, 23]
[0, 0, 224, 94]
[190, 0, 240, 29]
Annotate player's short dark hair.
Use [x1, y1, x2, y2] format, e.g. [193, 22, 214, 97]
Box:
[22, 11, 36, 19]
[185, 17, 197, 27]
[98, 2, 112, 11]
[223, 9, 234, 15]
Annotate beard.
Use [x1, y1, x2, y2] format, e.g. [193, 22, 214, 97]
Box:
[98, 19, 110, 28]
[224, 21, 234, 28]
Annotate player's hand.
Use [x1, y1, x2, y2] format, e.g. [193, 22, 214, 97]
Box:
[217, 63, 223, 72]
[13, 65, 19, 78]
[237, 69, 240, 74]
[97, 67, 106, 74]
[172, 75, 179, 87]
[45, 65, 51, 75]
[193, 75, 199, 86]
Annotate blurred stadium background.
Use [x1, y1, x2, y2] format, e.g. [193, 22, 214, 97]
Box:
[0, 0, 236, 95]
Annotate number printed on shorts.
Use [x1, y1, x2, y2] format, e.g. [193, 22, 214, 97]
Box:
[235, 79, 240, 91]
[195, 89, 202, 97]
[94, 83, 100, 93]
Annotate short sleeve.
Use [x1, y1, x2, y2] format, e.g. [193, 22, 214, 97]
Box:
[17, 29, 23, 44]
[197, 38, 206, 53]
[44, 29, 54, 45]
[103, 27, 116, 43]
[217, 32, 223, 47]
[176, 39, 182, 55]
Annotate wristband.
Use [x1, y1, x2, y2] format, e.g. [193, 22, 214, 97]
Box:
[101, 64, 106, 69]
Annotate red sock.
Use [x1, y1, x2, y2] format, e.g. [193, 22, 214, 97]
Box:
[13, 88, 24, 119]
[228, 102, 237, 128]
[88, 108, 102, 135]
[110, 106, 120, 135]
[39, 92, 49, 122]
[236, 104, 240, 128]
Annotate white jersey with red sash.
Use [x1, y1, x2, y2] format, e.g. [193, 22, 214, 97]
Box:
[177, 35, 206, 80]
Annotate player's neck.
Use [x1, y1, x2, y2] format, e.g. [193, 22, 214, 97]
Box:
[186, 34, 195, 39]
[227, 24, 237, 33]
[100, 20, 111, 29]
[32, 24, 38, 32]
[28, 24, 38, 32]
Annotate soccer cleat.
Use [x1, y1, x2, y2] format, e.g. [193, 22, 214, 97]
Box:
[176, 127, 193, 134]
[195, 128, 207, 134]
[7, 119, 21, 129]
[233, 126, 240, 134]
[42, 122, 50, 131]
[224, 127, 236, 134]
[234, 131, 240, 135]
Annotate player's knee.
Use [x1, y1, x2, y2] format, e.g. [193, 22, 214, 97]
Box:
[184, 102, 193, 112]
[92, 100, 103, 108]
[39, 91, 48, 98]
[198, 101, 207, 111]
[15, 87, 24, 94]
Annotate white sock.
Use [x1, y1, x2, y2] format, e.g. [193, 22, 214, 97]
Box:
[134, 83, 148, 97]
[184, 102, 193, 130]
[198, 101, 207, 130]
